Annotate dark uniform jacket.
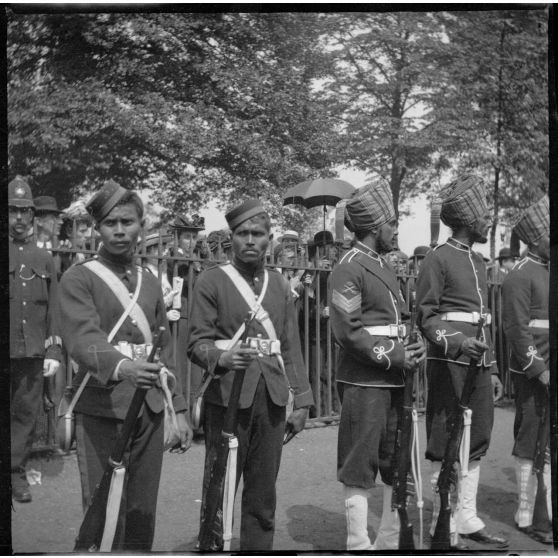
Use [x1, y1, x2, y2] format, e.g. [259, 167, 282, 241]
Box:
[416, 238, 497, 370]
[329, 242, 407, 387]
[10, 236, 61, 360]
[502, 255, 549, 379]
[59, 247, 187, 420]
[187, 262, 314, 410]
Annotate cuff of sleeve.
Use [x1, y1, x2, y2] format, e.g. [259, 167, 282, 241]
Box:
[172, 393, 188, 413]
[112, 358, 130, 381]
[293, 388, 315, 409]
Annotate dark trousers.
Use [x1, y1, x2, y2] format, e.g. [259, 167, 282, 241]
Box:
[337, 383, 402, 488]
[200, 377, 286, 551]
[425, 360, 493, 461]
[512, 373, 549, 460]
[10, 358, 44, 471]
[75, 407, 163, 551]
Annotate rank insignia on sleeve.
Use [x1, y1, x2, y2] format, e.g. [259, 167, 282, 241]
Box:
[332, 283, 361, 314]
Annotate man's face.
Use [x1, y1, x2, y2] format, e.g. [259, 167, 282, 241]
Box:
[178, 230, 198, 254]
[471, 213, 491, 244]
[75, 222, 90, 248]
[9, 206, 34, 240]
[376, 220, 398, 254]
[36, 212, 62, 238]
[232, 218, 270, 265]
[282, 237, 297, 251]
[97, 203, 142, 257]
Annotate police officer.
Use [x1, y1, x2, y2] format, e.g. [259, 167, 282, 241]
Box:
[9, 177, 62, 503]
[502, 195, 551, 544]
[187, 199, 314, 551]
[329, 181, 425, 550]
[415, 174, 508, 548]
[58, 180, 192, 551]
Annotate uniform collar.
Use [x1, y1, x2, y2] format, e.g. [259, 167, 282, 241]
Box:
[527, 252, 548, 266]
[10, 234, 33, 245]
[447, 237, 471, 251]
[354, 241, 383, 266]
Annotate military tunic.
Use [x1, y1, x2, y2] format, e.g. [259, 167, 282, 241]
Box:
[330, 242, 407, 488]
[502, 255, 549, 459]
[187, 261, 313, 550]
[416, 238, 497, 461]
[58, 247, 187, 550]
[10, 236, 62, 471]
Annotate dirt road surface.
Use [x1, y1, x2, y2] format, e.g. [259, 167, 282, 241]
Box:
[9, 404, 556, 554]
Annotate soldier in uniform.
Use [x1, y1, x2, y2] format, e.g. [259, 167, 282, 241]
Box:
[329, 181, 425, 550]
[58, 180, 192, 551]
[502, 195, 551, 544]
[415, 174, 508, 549]
[9, 178, 62, 503]
[187, 199, 314, 551]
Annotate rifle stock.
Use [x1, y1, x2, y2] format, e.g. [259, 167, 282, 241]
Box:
[198, 313, 254, 551]
[532, 384, 550, 532]
[74, 328, 165, 552]
[391, 294, 419, 549]
[431, 318, 484, 550]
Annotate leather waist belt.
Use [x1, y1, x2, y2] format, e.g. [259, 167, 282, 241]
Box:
[113, 341, 153, 360]
[529, 319, 549, 329]
[364, 324, 407, 338]
[440, 312, 492, 325]
[214, 337, 281, 357]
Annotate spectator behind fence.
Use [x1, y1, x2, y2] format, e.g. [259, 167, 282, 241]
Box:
[58, 203, 93, 273]
[207, 229, 232, 264]
[488, 247, 516, 283]
[187, 198, 314, 551]
[502, 195, 551, 545]
[34, 196, 63, 252]
[58, 180, 192, 551]
[166, 214, 206, 407]
[9, 178, 62, 503]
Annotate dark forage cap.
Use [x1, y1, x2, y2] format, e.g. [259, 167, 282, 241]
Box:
[511, 194, 549, 245]
[86, 180, 130, 222]
[344, 179, 395, 233]
[170, 214, 205, 231]
[34, 196, 63, 215]
[225, 199, 266, 231]
[439, 174, 488, 228]
[9, 177, 35, 208]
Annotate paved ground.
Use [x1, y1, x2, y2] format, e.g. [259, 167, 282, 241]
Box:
[9, 404, 556, 554]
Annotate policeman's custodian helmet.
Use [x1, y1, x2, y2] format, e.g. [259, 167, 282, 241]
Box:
[9, 177, 35, 209]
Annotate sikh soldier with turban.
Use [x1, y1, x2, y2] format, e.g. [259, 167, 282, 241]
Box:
[415, 174, 508, 549]
[58, 180, 192, 551]
[187, 199, 314, 551]
[329, 181, 426, 550]
[502, 195, 552, 544]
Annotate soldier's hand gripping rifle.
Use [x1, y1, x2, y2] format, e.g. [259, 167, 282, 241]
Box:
[391, 292, 423, 549]
[74, 327, 165, 552]
[431, 318, 485, 550]
[198, 312, 255, 552]
[531, 383, 551, 533]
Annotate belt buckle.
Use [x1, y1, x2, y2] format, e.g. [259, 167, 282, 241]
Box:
[247, 337, 272, 356]
[132, 344, 147, 360]
[398, 324, 407, 338]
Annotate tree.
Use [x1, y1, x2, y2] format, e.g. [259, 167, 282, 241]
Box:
[8, 10, 336, 218]
[429, 9, 548, 257]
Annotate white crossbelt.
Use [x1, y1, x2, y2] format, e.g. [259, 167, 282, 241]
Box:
[529, 319, 549, 329]
[364, 324, 407, 338]
[440, 312, 491, 325]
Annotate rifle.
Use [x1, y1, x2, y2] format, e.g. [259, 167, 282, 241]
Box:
[531, 383, 551, 532]
[74, 327, 165, 552]
[431, 318, 485, 550]
[198, 312, 255, 551]
[391, 292, 420, 550]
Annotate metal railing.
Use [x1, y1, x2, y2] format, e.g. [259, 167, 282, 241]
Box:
[37, 229, 513, 433]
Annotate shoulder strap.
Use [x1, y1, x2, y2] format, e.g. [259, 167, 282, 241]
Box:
[84, 260, 152, 344]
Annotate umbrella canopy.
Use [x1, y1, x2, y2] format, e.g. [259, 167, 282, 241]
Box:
[283, 178, 355, 209]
